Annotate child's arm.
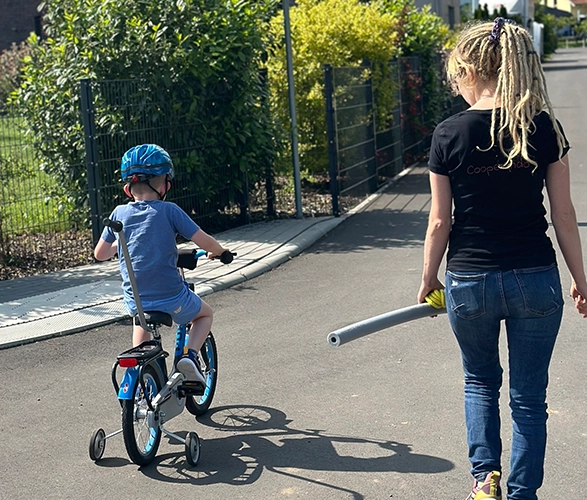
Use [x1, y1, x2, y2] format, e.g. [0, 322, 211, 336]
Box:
[94, 238, 118, 261]
[190, 229, 228, 259]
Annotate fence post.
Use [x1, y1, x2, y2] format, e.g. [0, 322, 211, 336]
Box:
[259, 68, 275, 217]
[366, 62, 378, 193]
[239, 172, 250, 225]
[80, 79, 101, 246]
[324, 64, 339, 217]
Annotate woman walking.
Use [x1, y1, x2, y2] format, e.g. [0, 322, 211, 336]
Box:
[417, 18, 587, 500]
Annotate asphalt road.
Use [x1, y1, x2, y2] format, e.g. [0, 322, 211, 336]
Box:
[2, 48, 587, 500]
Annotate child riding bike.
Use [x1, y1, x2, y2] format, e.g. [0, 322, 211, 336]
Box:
[94, 144, 232, 386]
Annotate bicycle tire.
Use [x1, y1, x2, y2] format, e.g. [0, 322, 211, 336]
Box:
[186, 332, 218, 416]
[122, 365, 163, 466]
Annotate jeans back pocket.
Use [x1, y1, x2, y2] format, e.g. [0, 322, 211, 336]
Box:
[446, 271, 487, 320]
[513, 264, 563, 317]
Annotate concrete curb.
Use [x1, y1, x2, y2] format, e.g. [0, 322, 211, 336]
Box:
[194, 216, 348, 295]
[0, 216, 348, 349]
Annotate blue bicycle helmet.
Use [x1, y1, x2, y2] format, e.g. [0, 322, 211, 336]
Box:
[121, 144, 174, 182]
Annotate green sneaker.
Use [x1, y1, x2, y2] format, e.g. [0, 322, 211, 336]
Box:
[466, 471, 502, 500]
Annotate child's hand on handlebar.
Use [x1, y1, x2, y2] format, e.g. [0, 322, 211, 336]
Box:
[190, 229, 235, 264]
[208, 249, 236, 264]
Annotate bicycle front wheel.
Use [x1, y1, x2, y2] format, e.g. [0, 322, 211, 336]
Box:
[122, 365, 163, 466]
[186, 332, 217, 416]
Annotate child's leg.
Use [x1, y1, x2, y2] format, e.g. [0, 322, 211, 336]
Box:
[186, 300, 213, 352]
[133, 324, 151, 346]
[177, 300, 212, 384]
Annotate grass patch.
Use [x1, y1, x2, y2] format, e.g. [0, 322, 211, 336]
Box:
[557, 38, 587, 49]
[0, 114, 74, 237]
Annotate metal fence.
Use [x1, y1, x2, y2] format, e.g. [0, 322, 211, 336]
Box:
[80, 79, 269, 246]
[0, 53, 464, 278]
[0, 78, 277, 277]
[324, 63, 402, 216]
[324, 55, 464, 215]
[0, 112, 83, 273]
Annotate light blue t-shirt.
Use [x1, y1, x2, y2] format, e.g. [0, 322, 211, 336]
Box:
[101, 201, 200, 305]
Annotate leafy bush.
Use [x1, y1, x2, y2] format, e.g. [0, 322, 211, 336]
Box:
[265, 0, 400, 176]
[16, 0, 276, 224]
[0, 42, 31, 113]
[535, 4, 563, 57]
[379, 0, 451, 131]
[266, 0, 451, 177]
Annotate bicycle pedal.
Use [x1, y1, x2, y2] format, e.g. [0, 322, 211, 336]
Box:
[180, 381, 206, 396]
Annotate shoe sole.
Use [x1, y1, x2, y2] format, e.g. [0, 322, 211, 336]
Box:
[177, 358, 206, 385]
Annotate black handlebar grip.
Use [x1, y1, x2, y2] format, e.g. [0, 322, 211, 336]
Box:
[103, 218, 123, 233]
[220, 250, 235, 264]
[177, 249, 198, 270]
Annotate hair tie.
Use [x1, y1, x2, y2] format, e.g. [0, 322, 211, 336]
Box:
[488, 17, 506, 45]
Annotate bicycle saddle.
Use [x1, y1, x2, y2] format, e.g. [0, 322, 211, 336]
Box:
[134, 311, 173, 327]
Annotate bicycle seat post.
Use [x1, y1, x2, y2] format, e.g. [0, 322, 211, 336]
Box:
[115, 224, 150, 333]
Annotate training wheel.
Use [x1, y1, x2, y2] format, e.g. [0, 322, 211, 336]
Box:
[89, 428, 106, 462]
[185, 431, 201, 466]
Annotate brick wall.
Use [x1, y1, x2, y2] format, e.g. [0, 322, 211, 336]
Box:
[0, 0, 42, 52]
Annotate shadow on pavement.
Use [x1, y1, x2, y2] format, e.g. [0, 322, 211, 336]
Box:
[542, 64, 587, 72]
[131, 405, 454, 498]
[311, 168, 432, 254]
[315, 210, 428, 254]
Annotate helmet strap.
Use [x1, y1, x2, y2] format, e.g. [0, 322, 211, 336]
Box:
[145, 179, 164, 200]
[160, 174, 172, 200]
[124, 175, 170, 201]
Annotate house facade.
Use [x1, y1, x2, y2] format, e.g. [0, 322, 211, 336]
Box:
[416, 0, 461, 28]
[0, 0, 42, 51]
[542, 0, 587, 18]
[541, 0, 574, 13]
[459, 0, 535, 24]
[569, 0, 587, 19]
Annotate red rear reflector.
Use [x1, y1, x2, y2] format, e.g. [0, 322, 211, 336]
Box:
[119, 358, 138, 368]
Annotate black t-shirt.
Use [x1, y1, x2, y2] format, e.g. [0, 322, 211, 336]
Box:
[429, 109, 570, 272]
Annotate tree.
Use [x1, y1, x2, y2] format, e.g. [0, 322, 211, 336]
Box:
[535, 2, 564, 57]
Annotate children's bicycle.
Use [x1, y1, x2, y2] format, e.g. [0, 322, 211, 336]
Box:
[89, 218, 233, 466]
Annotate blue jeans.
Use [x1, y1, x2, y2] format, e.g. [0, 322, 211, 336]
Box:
[445, 264, 563, 500]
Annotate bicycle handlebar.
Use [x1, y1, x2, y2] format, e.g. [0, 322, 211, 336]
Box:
[218, 249, 235, 264]
[177, 248, 236, 269]
[177, 249, 204, 270]
[103, 218, 123, 233]
[103, 218, 236, 268]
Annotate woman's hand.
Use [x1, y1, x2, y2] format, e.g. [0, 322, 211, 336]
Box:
[417, 277, 444, 304]
[570, 280, 587, 317]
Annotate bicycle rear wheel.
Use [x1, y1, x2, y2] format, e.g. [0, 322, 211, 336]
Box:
[186, 332, 217, 416]
[122, 365, 163, 465]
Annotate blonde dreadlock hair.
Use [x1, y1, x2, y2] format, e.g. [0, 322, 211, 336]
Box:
[447, 19, 566, 170]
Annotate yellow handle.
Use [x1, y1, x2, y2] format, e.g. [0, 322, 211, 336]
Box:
[424, 289, 446, 309]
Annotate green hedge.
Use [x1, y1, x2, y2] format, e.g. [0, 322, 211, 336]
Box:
[265, 0, 450, 177]
[15, 0, 276, 224]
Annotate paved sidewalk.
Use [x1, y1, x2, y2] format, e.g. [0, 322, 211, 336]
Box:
[0, 216, 344, 349]
[0, 168, 411, 350]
